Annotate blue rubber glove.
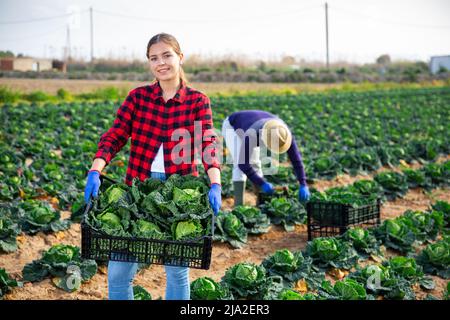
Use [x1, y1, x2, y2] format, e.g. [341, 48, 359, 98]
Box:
[261, 181, 275, 195]
[84, 170, 101, 203]
[208, 183, 222, 216]
[299, 184, 310, 202]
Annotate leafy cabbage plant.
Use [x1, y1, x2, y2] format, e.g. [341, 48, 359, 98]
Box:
[416, 238, 449, 279]
[131, 219, 166, 240]
[431, 201, 450, 229]
[86, 175, 213, 241]
[19, 200, 71, 234]
[373, 218, 416, 253]
[133, 285, 152, 300]
[341, 227, 383, 259]
[231, 206, 271, 235]
[319, 278, 368, 300]
[171, 220, 204, 241]
[278, 289, 318, 300]
[260, 197, 306, 231]
[374, 171, 409, 201]
[384, 256, 435, 290]
[22, 244, 97, 292]
[402, 168, 432, 190]
[401, 210, 443, 242]
[190, 277, 233, 300]
[261, 248, 324, 290]
[348, 264, 416, 300]
[1, 268, 22, 299]
[221, 262, 283, 300]
[0, 216, 21, 253]
[214, 212, 248, 249]
[304, 237, 359, 271]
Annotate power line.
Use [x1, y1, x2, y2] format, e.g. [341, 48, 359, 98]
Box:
[332, 5, 450, 30]
[0, 25, 67, 42]
[0, 10, 89, 25]
[94, 5, 321, 24]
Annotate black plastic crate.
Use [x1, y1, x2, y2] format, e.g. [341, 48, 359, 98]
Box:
[307, 199, 381, 240]
[81, 223, 213, 269]
[81, 197, 214, 270]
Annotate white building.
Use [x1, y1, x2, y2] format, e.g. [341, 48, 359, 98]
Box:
[429, 55, 450, 74]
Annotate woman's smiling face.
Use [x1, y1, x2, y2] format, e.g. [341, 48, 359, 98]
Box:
[148, 41, 183, 82]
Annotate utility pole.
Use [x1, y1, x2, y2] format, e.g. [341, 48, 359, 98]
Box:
[65, 25, 71, 62]
[325, 2, 330, 70]
[90, 7, 94, 62]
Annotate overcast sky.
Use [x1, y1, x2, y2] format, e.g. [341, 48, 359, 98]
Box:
[1, 0, 449, 64]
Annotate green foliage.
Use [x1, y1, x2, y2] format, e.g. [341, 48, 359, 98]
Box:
[214, 212, 248, 249]
[431, 201, 450, 229]
[190, 277, 233, 300]
[278, 289, 317, 300]
[22, 244, 97, 292]
[23, 91, 54, 102]
[133, 285, 152, 300]
[222, 262, 283, 300]
[304, 237, 359, 271]
[374, 218, 416, 253]
[341, 227, 383, 259]
[348, 264, 416, 300]
[385, 256, 435, 290]
[374, 171, 409, 201]
[0, 215, 20, 253]
[231, 205, 271, 234]
[171, 220, 204, 241]
[319, 278, 368, 300]
[131, 219, 166, 239]
[445, 282, 450, 300]
[86, 175, 212, 241]
[0, 86, 21, 103]
[260, 197, 306, 231]
[401, 210, 443, 241]
[416, 238, 450, 279]
[56, 88, 73, 101]
[18, 200, 71, 234]
[0, 268, 21, 299]
[310, 186, 378, 207]
[261, 249, 324, 290]
[402, 168, 432, 190]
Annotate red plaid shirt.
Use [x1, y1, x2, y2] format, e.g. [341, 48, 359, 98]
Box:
[94, 81, 220, 185]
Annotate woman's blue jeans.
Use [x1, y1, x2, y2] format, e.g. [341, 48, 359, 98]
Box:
[108, 172, 190, 300]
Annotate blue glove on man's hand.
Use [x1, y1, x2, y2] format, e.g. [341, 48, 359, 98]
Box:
[208, 183, 222, 216]
[261, 182, 275, 195]
[299, 184, 310, 202]
[85, 170, 101, 203]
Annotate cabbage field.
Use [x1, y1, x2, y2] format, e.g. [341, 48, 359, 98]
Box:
[0, 86, 449, 300]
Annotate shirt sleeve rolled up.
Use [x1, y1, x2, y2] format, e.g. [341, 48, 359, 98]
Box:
[195, 96, 221, 173]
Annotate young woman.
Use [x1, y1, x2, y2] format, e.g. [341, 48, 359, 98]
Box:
[84, 33, 222, 300]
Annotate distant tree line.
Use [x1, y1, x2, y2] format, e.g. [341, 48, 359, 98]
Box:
[1, 52, 449, 83]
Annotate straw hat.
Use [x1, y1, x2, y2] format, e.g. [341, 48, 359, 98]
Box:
[260, 119, 292, 154]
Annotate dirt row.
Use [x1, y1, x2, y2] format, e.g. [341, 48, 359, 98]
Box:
[2, 183, 448, 300]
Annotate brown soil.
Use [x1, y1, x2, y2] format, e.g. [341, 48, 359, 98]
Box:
[0, 78, 347, 96]
[1, 183, 448, 300]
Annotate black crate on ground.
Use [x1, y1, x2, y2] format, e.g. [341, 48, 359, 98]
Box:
[306, 199, 381, 240]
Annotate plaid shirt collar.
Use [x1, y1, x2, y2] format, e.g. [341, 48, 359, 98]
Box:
[152, 80, 187, 103]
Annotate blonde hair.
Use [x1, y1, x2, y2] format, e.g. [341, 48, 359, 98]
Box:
[146, 33, 188, 84]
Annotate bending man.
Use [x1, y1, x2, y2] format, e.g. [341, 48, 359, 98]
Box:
[222, 110, 310, 206]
